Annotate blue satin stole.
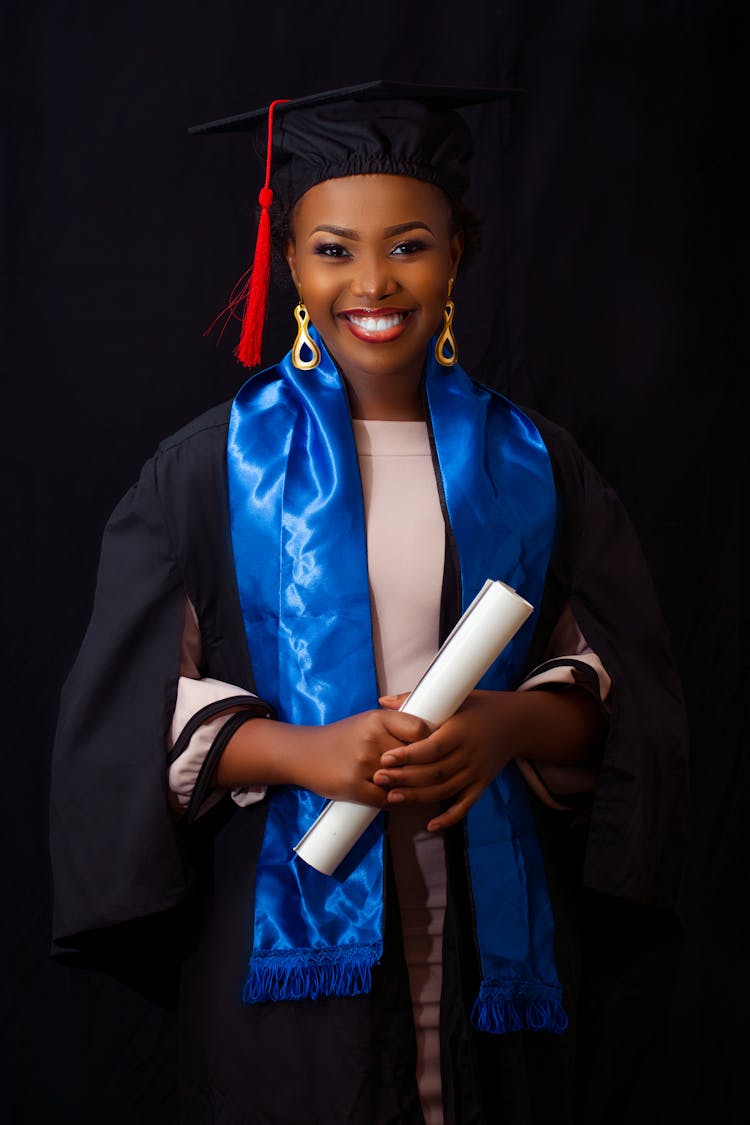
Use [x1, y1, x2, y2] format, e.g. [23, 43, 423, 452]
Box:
[227, 330, 567, 1031]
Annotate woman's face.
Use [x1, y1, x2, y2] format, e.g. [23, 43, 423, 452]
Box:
[286, 174, 463, 418]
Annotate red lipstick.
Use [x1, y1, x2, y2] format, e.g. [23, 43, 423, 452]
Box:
[338, 308, 413, 343]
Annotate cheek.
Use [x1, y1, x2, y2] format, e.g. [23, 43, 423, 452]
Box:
[296, 263, 340, 313]
[414, 255, 451, 295]
[418, 271, 449, 318]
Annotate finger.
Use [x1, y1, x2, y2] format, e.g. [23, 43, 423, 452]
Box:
[379, 729, 456, 768]
[426, 784, 483, 831]
[378, 709, 433, 745]
[372, 773, 390, 789]
[352, 781, 389, 808]
[383, 768, 474, 806]
[375, 755, 467, 792]
[378, 692, 409, 711]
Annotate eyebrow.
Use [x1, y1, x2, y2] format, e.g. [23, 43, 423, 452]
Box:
[309, 221, 434, 240]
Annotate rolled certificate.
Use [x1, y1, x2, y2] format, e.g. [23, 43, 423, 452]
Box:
[294, 580, 533, 876]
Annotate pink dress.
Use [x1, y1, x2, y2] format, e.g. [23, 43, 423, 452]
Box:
[353, 419, 447, 1125]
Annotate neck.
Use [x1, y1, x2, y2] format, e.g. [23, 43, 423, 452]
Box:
[342, 371, 425, 422]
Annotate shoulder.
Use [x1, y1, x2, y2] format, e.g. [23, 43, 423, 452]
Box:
[156, 399, 233, 458]
[472, 379, 591, 497]
[511, 403, 640, 554]
[512, 402, 589, 485]
[478, 392, 641, 570]
[146, 399, 234, 502]
[102, 400, 234, 545]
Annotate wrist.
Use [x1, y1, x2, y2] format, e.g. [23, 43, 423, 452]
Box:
[215, 717, 314, 788]
[513, 685, 606, 766]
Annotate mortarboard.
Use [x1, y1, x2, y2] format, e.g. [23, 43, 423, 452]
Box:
[190, 81, 518, 367]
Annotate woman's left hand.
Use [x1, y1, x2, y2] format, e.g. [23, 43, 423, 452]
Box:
[373, 689, 523, 832]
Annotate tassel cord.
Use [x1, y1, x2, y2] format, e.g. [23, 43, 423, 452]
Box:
[205, 97, 290, 366]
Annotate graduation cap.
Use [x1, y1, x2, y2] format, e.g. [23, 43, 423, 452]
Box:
[190, 81, 517, 367]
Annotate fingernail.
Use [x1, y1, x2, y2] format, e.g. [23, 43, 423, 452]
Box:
[381, 754, 398, 766]
[388, 792, 405, 803]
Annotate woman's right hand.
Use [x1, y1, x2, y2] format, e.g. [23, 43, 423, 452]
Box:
[216, 709, 434, 807]
[294, 710, 434, 806]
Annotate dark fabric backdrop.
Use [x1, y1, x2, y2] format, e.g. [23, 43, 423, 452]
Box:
[2, 1, 746, 1122]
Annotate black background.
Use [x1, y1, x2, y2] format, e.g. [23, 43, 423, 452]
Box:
[2, 1, 746, 1122]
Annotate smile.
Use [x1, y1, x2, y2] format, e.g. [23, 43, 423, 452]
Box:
[339, 308, 412, 342]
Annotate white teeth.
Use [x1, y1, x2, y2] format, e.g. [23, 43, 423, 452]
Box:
[347, 313, 406, 332]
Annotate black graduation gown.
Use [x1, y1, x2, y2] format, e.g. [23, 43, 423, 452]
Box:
[49, 395, 689, 1125]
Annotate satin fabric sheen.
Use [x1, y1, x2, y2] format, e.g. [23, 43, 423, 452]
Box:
[227, 330, 567, 1030]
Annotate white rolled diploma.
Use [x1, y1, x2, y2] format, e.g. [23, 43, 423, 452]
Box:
[293, 580, 534, 876]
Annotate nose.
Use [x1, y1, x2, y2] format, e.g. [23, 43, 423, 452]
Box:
[349, 252, 396, 302]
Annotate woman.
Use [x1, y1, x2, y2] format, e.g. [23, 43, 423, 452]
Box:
[50, 83, 689, 1124]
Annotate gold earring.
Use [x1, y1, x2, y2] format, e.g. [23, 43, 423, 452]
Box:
[291, 299, 321, 370]
[435, 279, 457, 367]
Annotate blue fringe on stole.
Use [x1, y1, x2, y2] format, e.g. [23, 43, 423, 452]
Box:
[244, 941, 384, 1003]
[471, 980, 569, 1035]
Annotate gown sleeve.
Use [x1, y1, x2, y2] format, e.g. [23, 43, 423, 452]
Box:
[167, 599, 270, 818]
[516, 605, 609, 810]
[49, 434, 272, 955]
[49, 453, 191, 949]
[528, 411, 690, 914]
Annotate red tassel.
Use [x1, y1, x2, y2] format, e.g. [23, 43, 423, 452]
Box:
[207, 98, 290, 369]
[234, 184, 274, 367]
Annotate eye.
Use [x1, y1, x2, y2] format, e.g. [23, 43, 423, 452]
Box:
[390, 239, 429, 257]
[312, 241, 351, 259]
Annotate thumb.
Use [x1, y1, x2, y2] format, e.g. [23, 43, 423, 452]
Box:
[379, 692, 410, 711]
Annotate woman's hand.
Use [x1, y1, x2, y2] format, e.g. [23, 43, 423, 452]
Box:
[373, 686, 604, 832]
[293, 709, 434, 806]
[217, 686, 603, 819]
[216, 708, 433, 808]
[372, 690, 517, 831]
